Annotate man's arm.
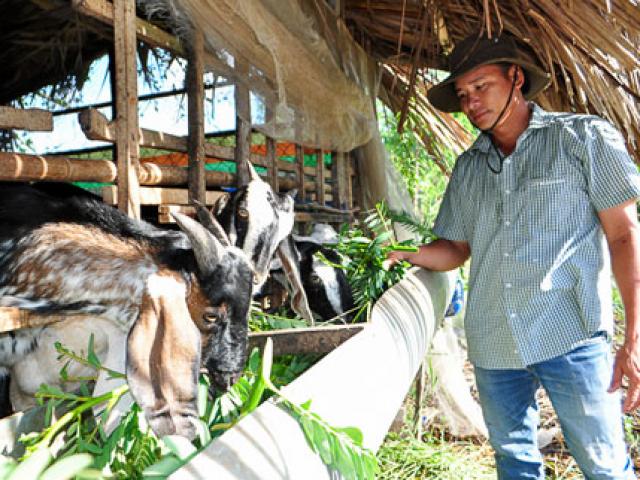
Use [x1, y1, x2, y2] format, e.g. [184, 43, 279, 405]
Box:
[599, 199, 640, 412]
[386, 238, 470, 272]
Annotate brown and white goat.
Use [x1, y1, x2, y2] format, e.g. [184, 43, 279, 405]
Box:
[0, 183, 254, 440]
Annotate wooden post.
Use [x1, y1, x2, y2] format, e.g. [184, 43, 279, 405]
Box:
[113, 0, 140, 218]
[186, 29, 205, 204]
[315, 149, 325, 205]
[266, 137, 278, 192]
[235, 65, 252, 186]
[296, 144, 305, 201]
[331, 151, 348, 210]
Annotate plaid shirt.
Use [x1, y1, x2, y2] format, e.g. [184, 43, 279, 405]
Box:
[433, 104, 640, 369]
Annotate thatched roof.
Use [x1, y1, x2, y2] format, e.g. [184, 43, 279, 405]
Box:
[0, 0, 111, 105]
[2, 1, 638, 165]
[345, 0, 640, 166]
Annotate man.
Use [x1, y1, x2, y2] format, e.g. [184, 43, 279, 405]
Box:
[387, 32, 640, 479]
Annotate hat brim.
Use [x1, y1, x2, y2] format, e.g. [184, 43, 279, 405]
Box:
[427, 59, 551, 113]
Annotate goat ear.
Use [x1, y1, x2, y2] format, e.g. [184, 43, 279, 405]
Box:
[127, 276, 201, 440]
[285, 188, 298, 199]
[276, 236, 315, 325]
[213, 193, 230, 217]
[172, 212, 224, 274]
[193, 200, 231, 247]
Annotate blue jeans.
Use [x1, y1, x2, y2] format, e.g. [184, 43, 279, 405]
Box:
[474, 338, 635, 479]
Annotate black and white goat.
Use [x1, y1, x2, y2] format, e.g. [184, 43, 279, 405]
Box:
[210, 161, 314, 324]
[0, 183, 254, 440]
[269, 224, 355, 323]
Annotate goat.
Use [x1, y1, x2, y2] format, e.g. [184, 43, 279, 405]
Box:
[296, 240, 355, 323]
[268, 224, 355, 323]
[209, 161, 314, 324]
[0, 183, 254, 440]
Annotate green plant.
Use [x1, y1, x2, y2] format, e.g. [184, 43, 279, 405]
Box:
[3, 333, 373, 479]
[332, 201, 417, 321]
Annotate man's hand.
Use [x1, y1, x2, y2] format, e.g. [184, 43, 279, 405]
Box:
[609, 342, 640, 412]
[383, 249, 412, 270]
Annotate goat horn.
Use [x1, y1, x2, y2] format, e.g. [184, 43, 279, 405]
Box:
[172, 212, 223, 274]
[192, 200, 231, 247]
[246, 159, 261, 182]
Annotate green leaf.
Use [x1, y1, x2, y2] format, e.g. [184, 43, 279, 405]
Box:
[142, 455, 184, 478]
[311, 422, 332, 465]
[161, 435, 197, 461]
[39, 453, 93, 480]
[87, 334, 101, 368]
[7, 447, 52, 480]
[197, 377, 209, 419]
[330, 435, 355, 479]
[299, 415, 317, 452]
[335, 426, 363, 445]
[261, 338, 274, 384]
[77, 439, 102, 454]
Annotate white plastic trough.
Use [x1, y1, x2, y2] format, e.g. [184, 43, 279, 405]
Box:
[172, 267, 454, 479]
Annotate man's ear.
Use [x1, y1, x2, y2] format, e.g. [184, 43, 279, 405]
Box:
[513, 65, 525, 89]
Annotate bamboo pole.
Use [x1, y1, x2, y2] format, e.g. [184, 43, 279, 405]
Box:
[0, 152, 313, 190]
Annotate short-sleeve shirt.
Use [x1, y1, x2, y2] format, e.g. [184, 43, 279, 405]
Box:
[433, 103, 640, 369]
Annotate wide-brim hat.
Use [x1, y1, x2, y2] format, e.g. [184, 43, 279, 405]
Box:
[427, 33, 551, 112]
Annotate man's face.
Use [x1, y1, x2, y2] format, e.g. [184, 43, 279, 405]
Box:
[454, 64, 518, 130]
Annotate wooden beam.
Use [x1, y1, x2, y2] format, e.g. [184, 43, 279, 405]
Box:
[102, 187, 225, 206]
[315, 149, 326, 205]
[73, 0, 183, 55]
[79, 109, 325, 180]
[187, 29, 206, 204]
[72, 0, 275, 102]
[266, 136, 278, 192]
[113, 0, 140, 218]
[294, 211, 352, 224]
[247, 324, 366, 356]
[0, 306, 365, 357]
[0, 106, 52, 131]
[79, 108, 236, 160]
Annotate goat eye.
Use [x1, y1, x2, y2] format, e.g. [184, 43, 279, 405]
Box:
[237, 208, 249, 219]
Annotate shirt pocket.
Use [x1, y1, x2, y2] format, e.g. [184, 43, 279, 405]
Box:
[525, 177, 582, 232]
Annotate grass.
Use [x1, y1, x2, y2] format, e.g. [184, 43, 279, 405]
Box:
[377, 430, 494, 479]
